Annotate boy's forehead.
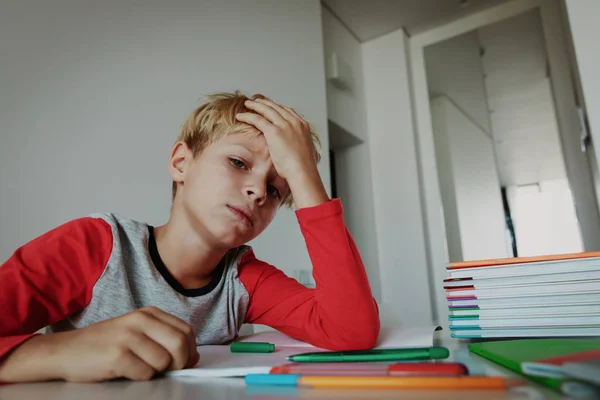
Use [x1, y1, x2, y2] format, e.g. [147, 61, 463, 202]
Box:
[221, 130, 265, 149]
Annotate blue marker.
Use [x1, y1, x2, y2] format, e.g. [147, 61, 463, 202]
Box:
[245, 374, 301, 387]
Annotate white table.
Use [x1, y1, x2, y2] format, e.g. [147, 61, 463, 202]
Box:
[0, 333, 565, 400]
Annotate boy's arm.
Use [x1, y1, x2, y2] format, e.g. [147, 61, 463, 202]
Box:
[0, 217, 199, 383]
[236, 98, 379, 350]
[0, 217, 113, 361]
[238, 199, 380, 351]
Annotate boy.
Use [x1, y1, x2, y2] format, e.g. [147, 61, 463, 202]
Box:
[0, 92, 379, 383]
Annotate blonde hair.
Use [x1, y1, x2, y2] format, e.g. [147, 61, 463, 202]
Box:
[172, 91, 321, 208]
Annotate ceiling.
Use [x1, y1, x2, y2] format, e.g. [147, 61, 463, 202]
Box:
[322, 0, 513, 41]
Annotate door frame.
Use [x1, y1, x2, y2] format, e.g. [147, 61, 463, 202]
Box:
[408, 0, 599, 324]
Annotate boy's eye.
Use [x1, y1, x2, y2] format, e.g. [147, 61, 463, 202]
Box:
[230, 158, 247, 169]
[267, 184, 280, 199]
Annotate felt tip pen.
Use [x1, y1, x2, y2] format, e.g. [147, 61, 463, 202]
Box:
[287, 347, 450, 363]
[245, 375, 525, 390]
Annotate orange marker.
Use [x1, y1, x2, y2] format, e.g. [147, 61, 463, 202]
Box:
[246, 374, 525, 390]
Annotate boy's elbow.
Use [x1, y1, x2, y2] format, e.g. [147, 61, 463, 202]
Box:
[352, 319, 380, 350]
[330, 325, 379, 351]
[353, 300, 381, 349]
[330, 312, 380, 351]
[346, 329, 379, 351]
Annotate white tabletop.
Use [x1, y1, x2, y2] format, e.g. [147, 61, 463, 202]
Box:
[0, 332, 564, 400]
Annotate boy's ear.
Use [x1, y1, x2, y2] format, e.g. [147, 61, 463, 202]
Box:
[168, 141, 191, 185]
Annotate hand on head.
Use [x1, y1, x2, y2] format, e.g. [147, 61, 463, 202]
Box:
[235, 98, 319, 182]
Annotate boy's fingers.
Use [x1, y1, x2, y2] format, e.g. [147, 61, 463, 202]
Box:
[136, 318, 190, 370]
[139, 306, 190, 333]
[282, 105, 305, 123]
[252, 98, 297, 124]
[128, 334, 173, 373]
[138, 307, 197, 369]
[243, 100, 286, 126]
[189, 351, 200, 368]
[235, 112, 274, 135]
[119, 350, 156, 381]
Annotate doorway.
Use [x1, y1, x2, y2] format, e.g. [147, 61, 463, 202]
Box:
[424, 9, 590, 261]
[409, 0, 600, 323]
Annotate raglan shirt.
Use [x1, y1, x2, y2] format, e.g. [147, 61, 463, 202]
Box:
[0, 199, 380, 363]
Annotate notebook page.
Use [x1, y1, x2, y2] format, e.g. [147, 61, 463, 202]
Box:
[167, 326, 439, 378]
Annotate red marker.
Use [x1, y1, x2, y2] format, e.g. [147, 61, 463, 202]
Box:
[388, 362, 468, 376]
[270, 362, 468, 377]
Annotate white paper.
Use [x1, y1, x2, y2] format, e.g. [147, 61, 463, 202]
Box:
[168, 345, 314, 378]
[236, 331, 323, 348]
[237, 326, 437, 350]
[167, 326, 438, 378]
[375, 326, 439, 349]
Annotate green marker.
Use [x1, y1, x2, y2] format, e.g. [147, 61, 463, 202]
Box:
[230, 341, 275, 353]
[287, 347, 449, 363]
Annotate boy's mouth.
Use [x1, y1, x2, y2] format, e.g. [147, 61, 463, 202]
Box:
[227, 205, 254, 227]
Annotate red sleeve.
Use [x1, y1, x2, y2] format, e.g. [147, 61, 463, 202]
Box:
[238, 199, 380, 351]
[0, 217, 113, 361]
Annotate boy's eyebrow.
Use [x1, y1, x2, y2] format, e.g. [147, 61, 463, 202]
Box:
[228, 144, 254, 157]
[229, 142, 284, 183]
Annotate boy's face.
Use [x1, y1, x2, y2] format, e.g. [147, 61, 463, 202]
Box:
[177, 131, 288, 249]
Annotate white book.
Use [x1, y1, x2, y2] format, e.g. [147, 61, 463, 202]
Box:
[449, 304, 600, 318]
[447, 293, 600, 308]
[450, 315, 600, 328]
[447, 281, 600, 299]
[451, 327, 600, 338]
[444, 270, 600, 288]
[447, 258, 600, 280]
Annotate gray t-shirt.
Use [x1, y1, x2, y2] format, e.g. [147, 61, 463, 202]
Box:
[48, 213, 252, 345]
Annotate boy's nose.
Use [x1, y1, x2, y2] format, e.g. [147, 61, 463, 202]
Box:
[246, 188, 266, 206]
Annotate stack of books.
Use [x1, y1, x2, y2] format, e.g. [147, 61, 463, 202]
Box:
[444, 252, 600, 338]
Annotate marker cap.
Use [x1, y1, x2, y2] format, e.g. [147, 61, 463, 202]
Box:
[230, 341, 275, 353]
[429, 347, 450, 360]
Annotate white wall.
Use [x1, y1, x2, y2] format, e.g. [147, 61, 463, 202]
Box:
[507, 179, 583, 256]
[479, 10, 567, 187]
[424, 31, 491, 134]
[541, 0, 600, 252]
[409, 0, 559, 325]
[566, 0, 600, 250]
[363, 31, 433, 325]
[321, 8, 368, 143]
[429, 98, 463, 263]
[565, 0, 600, 171]
[424, 29, 507, 263]
[431, 96, 508, 262]
[321, 7, 382, 302]
[333, 145, 382, 302]
[0, 0, 330, 281]
[560, 0, 600, 214]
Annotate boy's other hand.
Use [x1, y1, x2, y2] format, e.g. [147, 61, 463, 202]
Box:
[236, 99, 329, 208]
[0, 306, 199, 383]
[57, 306, 199, 381]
